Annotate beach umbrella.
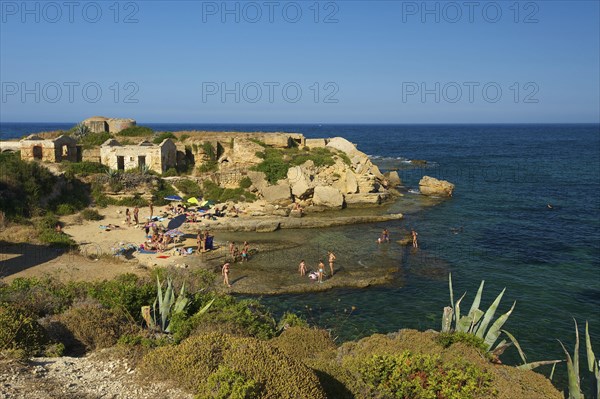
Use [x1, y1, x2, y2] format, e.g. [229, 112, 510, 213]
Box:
[164, 195, 183, 201]
[165, 229, 184, 237]
[187, 197, 199, 205]
[167, 214, 186, 229]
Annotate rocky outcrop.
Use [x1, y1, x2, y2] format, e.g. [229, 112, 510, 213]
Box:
[384, 171, 401, 187]
[287, 166, 313, 199]
[261, 182, 292, 206]
[419, 176, 455, 197]
[312, 186, 344, 209]
[232, 139, 263, 165]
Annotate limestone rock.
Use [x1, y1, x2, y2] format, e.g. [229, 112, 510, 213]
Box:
[326, 137, 358, 156]
[384, 171, 402, 187]
[345, 193, 382, 206]
[255, 221, 280, 232]
[419, 176, 455, 197]
[287, 166, 313, 199]
[345, 170, 358, 194]
[247, 171, 268, 192]
[261, 182, 292, 206]
[232, 138, 263, 165]
[312, 186, 344, 209]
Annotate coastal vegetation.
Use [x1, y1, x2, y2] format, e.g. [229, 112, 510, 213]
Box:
[1, 267, 594, 398]
[117, 126, 154, 137]
[251, 146, 338, 184]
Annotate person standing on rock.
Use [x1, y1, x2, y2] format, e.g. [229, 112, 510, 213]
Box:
[412, 229, 419, 248]
[299, 260, 306, 276]
[317, 260, 325, 283]
[222, 262, 231, 287]
[328, 251, 336, 277]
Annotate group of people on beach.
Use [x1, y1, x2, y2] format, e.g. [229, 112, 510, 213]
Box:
[298, 251, 336, 283]
[377, 227, 418, 248]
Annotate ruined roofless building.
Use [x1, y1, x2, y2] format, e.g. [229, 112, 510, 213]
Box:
[18, 134, 79, 163]
[100, 138, 177, 174]
[83, 116, 136, 134]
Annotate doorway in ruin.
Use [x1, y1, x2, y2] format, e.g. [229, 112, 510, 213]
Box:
[138, 156, 146, 168]
[117, 156, 125, 171]
[32, 145, 43, 160]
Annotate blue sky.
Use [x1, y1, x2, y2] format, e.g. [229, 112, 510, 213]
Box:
[1, 0, 599, 123]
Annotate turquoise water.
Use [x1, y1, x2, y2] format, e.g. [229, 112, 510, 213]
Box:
[2, 122, 599, 394]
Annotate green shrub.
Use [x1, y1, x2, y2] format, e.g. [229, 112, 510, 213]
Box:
[436, 332, 490, 356]
[202, 142, 217, 160]
[198, 366, 262, 399]
[61, 161, 108, 177]
[152, 180, 177, 205]
[170, 294, 276, 342]
[358, 351, 495, 399]
[79, 132, 112, 149]
[57, 303, 133, 351]
[118, 126, 154, 137]
[163, 167, 179, 177]
[175, 179, 203, 198]
[139, 333, 327, 398]
[0, 305, 47, 356]
[87, 274, 156, 322]
[0, 152, 57, 220]
[153, 132, 177, 144]
[1, 276, 82, 317]
[180, 134, 190, 141]
[81, 208, 103, 220]
[271, 327, 336, 362]
[198, 160, 218, 173]
[239, 177, 252, 189]
[55, 203, 77, 216]
[201, 180, 256, 203]
[116, 194, 148, 207]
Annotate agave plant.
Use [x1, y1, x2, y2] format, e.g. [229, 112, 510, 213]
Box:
[559, 320, 599, 399]
[72, 123, 91, 139]
[142, 276, 213, 333]
[442, 274, 561, 371]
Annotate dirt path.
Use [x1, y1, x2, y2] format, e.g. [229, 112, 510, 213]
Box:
[0, 354, 193, 399]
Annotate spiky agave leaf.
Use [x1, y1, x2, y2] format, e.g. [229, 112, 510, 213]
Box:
[517, 360, 564, 371]
[558, 339, 583, 399]
[449, 273, 454, 311]
[573, 319, 580, 387]
[475, 288, 506, 339]
[585, 321, 599, 399]
[442, 306, 453, 333]
[586, 321, 596, 372]
[501, 329, 527, 364]
[483, 301, 516, 350]
[454, 292, 466, 328]
[467, 280, 485, 319]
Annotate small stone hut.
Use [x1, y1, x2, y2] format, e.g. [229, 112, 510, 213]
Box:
[19, 135, 79, 162]
[100, 138, 177, 174]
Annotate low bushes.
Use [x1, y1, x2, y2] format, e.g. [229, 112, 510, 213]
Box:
[0, 305, 47, 357]
[153, 132, 177, 144]
[139, 333, 327, 399]
[56, 303, 133, 351]
[357, 351, 495, 398]
[61, 161, 108, 177]
[118, 126, 154, 137]
[174, 179, 203, 198]
[202, 180, 256, 203]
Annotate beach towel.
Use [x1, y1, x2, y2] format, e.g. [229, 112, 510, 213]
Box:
[157, 255, 170, 259]
[138, 249, 157, 254]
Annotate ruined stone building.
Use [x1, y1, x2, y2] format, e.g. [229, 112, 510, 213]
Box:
[12, 135, 80, 162]
[100, 138, 177, 174]
[83, 116, 136, 134]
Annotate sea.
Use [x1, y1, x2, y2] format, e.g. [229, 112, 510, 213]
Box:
[1, 122, 599, 394]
